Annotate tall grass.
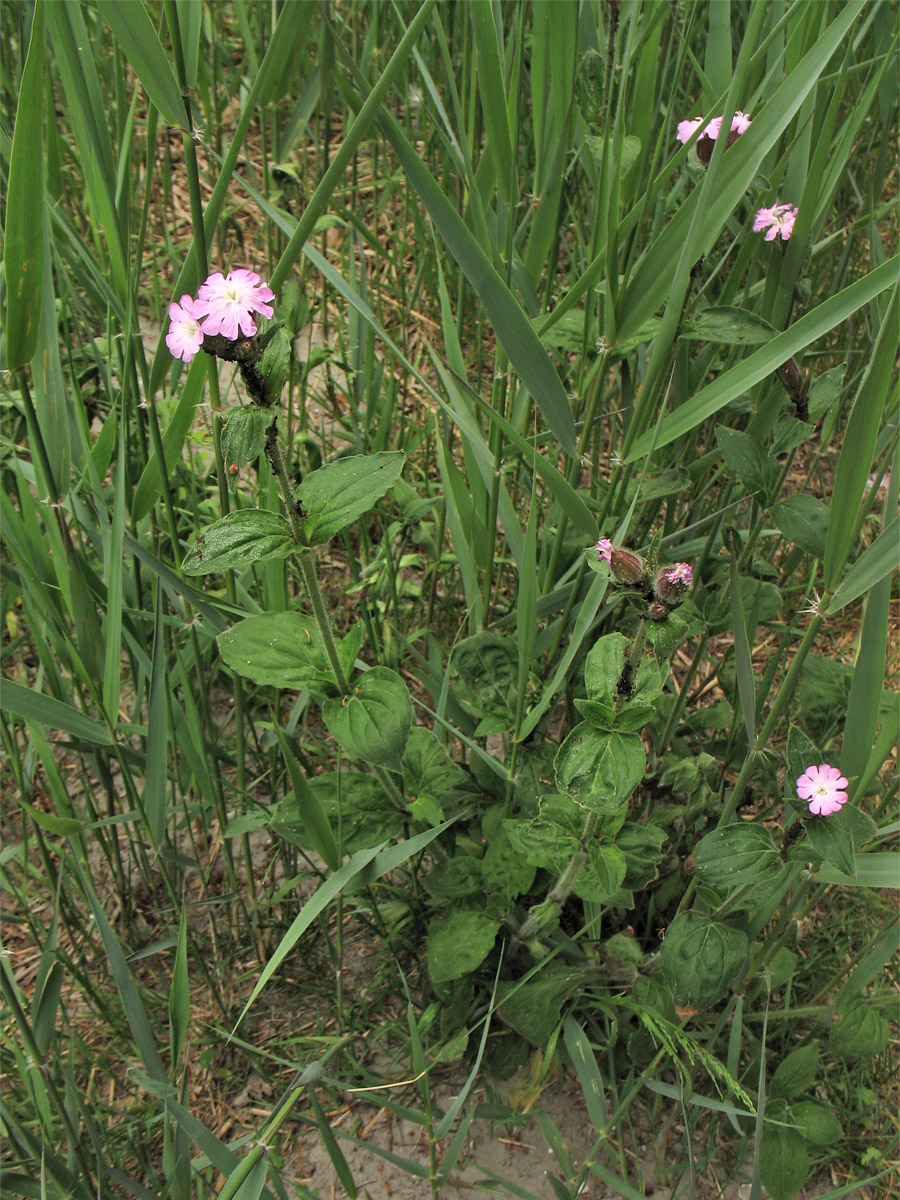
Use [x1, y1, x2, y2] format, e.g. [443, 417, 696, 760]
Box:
[1, 3, 898, 1199]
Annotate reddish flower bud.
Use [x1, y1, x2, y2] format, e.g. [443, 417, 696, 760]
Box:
[609, 547, 646, 585]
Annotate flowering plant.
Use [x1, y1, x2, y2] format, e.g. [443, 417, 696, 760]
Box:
[165, 269, 275, 362]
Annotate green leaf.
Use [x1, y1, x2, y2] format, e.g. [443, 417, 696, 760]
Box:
[296, 452, 405, 545]
[811, 851, 898, 889]
[826, 516, 900, 614]
[626, 257, 898, 462]
[218, 612, 334, 693]
[824, 285, 899, 589]
[222, 408, 272, 473]
[771, 495, 830, 559]
[131, 353, 206, 521]
[452, 633, 518, 718]
[716, 427, 779, 499]
[805, 812, 856, 877]
[789, 1101, 842, 1145]
[615, 822, 667, 890]
[182, 510, 294, 575]
[769, 1044, 820, 1100]
[584, 634, 629, 706]
[496, 964, 586, 1046]
[481, 826, 536, 901]
[573, 844, 627, 903]
[828, 998, 890, 1057]
[0, 680, 114, 746]
[322, 667, 413, 772]
[692, 824, 782, 889]
[659, 913, 749, 1011]
[277, 771, 401, 857]
[374, 115, 577, 456]
[681, 306, 776, 344]
[272, 725, 340, 870]
[504, 797, 585, 872]
[4, 0, 44, 369]
[260, 328, 291, 401]
[31, 961, 64, 1059]
[427, 911, 499, 984]
[97, 1, 186, 129]
[17, 798, 83, 839]
[555, 725, 645, 810]
[759, 1129, 809, 1200]
[402, 726, 470, 802]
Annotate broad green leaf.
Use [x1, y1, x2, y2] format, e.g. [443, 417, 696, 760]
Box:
[805, 812, 856, 877]
[769, 1044, 819, 1100]
[554, 725, 646, 810]
[481, 827, 537, 900]
[759, 1130, 809, 1200]
[659, 913, 749, 1011]
[452, 633, 518, 718]
[4, 0, 44, 369]
[182, 510, 294, 575]
[504, 796, 586, 872]
[175, 0, 203, 89]
[222, 408, 272, 474]
[218, 614, 336, 691]
[98, 1, 186, 129]
[716, 427, 779, 499]
[322, 667, 413, 772]
[297, 452, 405, 545]
[681, 306, 776, 344]
[495, 964, 587, 1046]
[771, 495, 829, 559]
[427, 911, 499, 984]
[573, 844, 627, 902]
[790, 1102, 842, 1145]
[616, 822, 667, 890]
[693, 825, 781, 889]
[828, 998, 890, 1057]
[276, 771, 402, 857]
[626, 257, 898, 461]
[584, 634, 629, 706]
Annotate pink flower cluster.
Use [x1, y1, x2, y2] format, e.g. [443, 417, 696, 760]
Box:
[676, 110, 752, 145]
[796, 763, 849, 817]
[753, 203, 798, 242]
[166, 270, 275, 362]
[596, 537, 613, 564]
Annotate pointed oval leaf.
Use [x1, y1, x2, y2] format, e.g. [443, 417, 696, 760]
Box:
[427, 911, 499, 985]
[322, 667, 412, 772]
[182, 510, 294, 575]
[297, 452, 405, 545]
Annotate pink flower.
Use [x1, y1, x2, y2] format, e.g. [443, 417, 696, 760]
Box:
[663, 563, 692, 586]
[165, 294, 206, 362]
[654, 562, 693, 604]
[676, 111, 751, 144]
[196, 269, 275, 340]
[753, 203, 798, 242]
[677, 117, 706, 144]
[796, 763, 849, 816]
[596, 537, 613, 564]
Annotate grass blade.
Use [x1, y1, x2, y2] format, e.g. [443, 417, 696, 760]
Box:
[97, 0, 186, 129]
[4, 0, 45, 370]
[823, 284, 899, 589]
[626, 256, 898, 461]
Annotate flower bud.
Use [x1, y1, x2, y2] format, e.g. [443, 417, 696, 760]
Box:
[648, 600, 669, 621]
[609, 547, 646, 585]
[653, 562, 693, 605]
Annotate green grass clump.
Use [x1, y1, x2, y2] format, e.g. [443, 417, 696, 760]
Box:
[1, 3, 897, 1199]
